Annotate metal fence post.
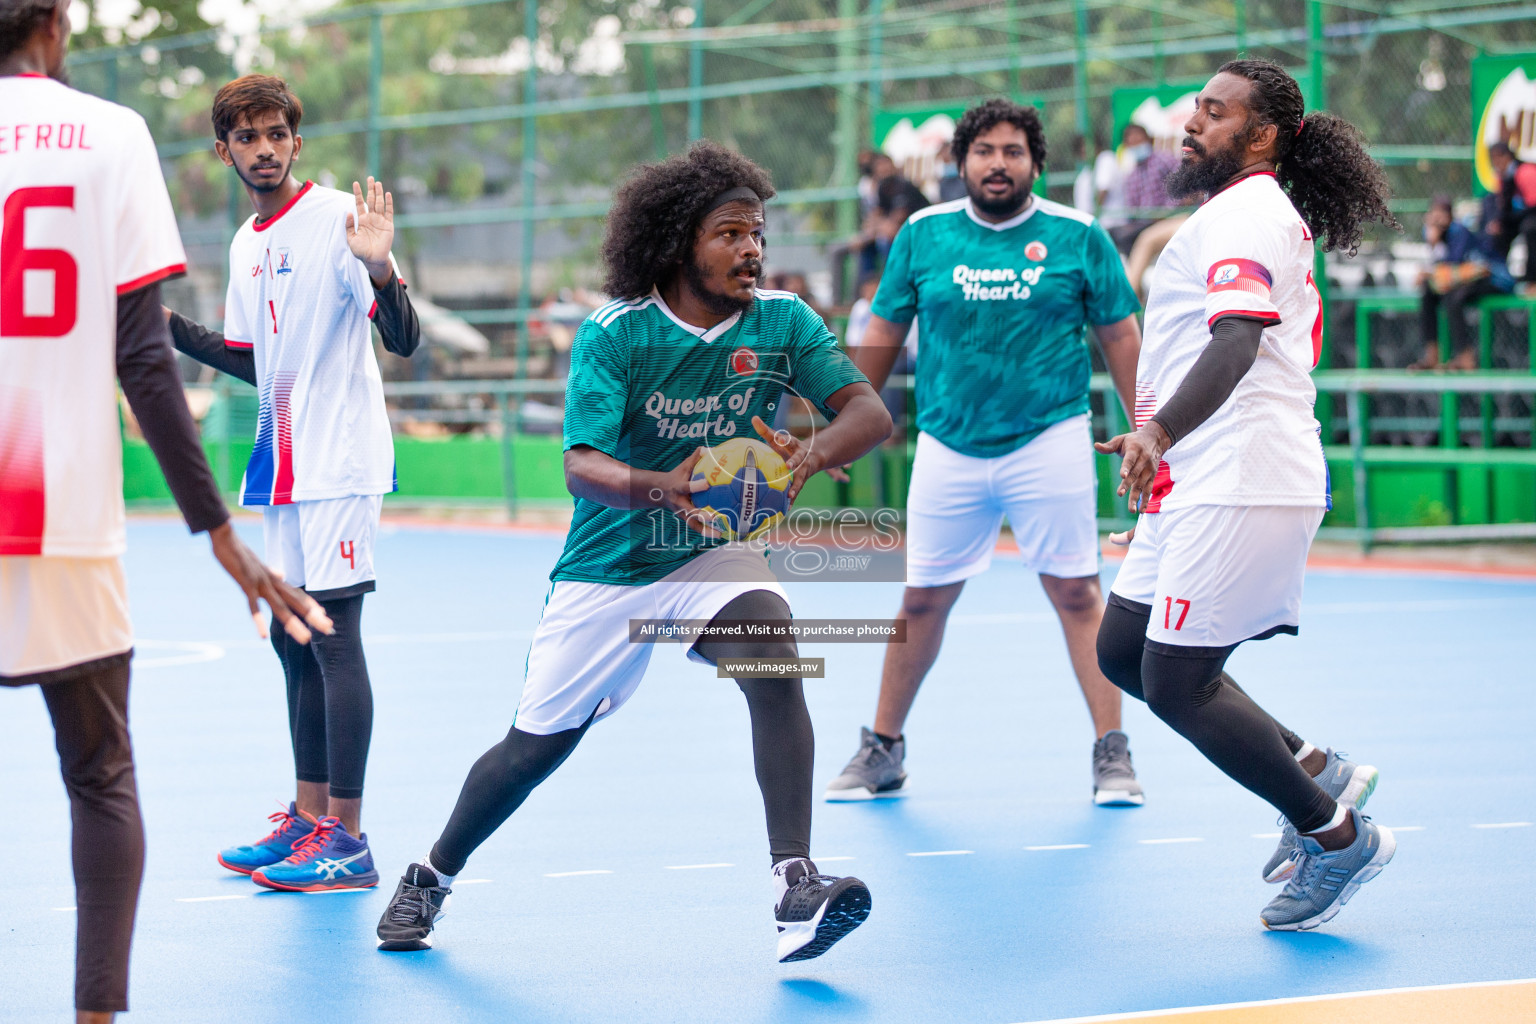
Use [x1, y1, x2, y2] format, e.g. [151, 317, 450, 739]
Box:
[1307, 0, 1334, 442]
[367, 10, 383, 178]
[688, 0, 704, 141]
[499, 390, 518, 517]
[517, 0, 537, 386]
[1347, 388, 1371, 550]
[868, 0, 882, 146]
[1072, 0, 1090, 140]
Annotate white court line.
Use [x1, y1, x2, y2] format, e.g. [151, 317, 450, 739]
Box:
[816, 856, 855, 862]
[545, 869, 613, 878]
[134, 640, 226, 670]
[907, 850, 973, 857]
[455, 878, 493, 885]
[1252, 832, 1283, 839]
[1025, 844, 1090, 851]
[665, 863, 734, 870]
[176, 894, 249, 903]
[1138, 837, 1203, 845]
[1473, 821, 1532, 829]
[1385, 825, 1426, 832]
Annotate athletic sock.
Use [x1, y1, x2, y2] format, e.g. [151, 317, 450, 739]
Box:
[1302, 801, 1347, 836]
[422, 852, 457, 889]
[772, 857, 815, 900]
[1294, 741, 1318, 767]
[874, 731, 901, 750]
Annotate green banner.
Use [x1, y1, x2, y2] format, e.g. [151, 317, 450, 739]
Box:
[875, 102, 1047, 197]
[1472, 54, 1536, 195]
[1110, 73, 1316, 158]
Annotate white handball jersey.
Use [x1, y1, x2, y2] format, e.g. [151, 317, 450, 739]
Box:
[223, 181, 395, 506]
[1136, 172, 1329, 513]
[0, 74, 187, 558]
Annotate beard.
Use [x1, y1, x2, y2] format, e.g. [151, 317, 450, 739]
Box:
[236, 156, 294, 195]
[682, 253, 761, 317]
[1165, 131, 1252, 201]
[964, 171, 1033, 218]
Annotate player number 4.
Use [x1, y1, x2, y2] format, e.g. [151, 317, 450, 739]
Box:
[1163, 597, 1190, 631]
[1, 187, 78, 338]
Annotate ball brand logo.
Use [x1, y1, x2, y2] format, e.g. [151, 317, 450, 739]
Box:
[276, 248, 294, 274]
[1213, 263, 1241, 285]
[730, 346, 759, 376]
[1025, 240, 1048, 262]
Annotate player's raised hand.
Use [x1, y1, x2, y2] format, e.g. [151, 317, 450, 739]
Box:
[752, 415, 824, 503]
[207, 521, 334, 643]
[347, 176, 395, 287]
[1094, 422, 1170, 515]
[661, 446, 721, 538]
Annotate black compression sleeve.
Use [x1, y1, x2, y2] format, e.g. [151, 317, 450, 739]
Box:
[166, 310, 257, 385]
[371, 272, 422, 358]
[1149, 314, 1269, 445]
[116, 284, 230, 534]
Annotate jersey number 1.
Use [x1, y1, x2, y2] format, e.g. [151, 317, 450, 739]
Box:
[1, 187, 78, 338]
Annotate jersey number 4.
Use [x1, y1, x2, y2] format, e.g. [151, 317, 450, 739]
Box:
[1, 187, 78, 338]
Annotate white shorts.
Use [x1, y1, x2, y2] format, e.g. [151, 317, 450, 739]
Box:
[514, 543, 790, 735]
[261, 495, 383, 596]
[905, 415, 1100, 587]
[1109, 504, 1325, 649]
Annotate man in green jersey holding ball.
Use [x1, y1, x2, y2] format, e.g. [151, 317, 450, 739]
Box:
[376, 142, 891, 963]
[829, 100, 1147, 806]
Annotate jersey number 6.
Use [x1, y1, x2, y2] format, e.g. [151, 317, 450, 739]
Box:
[1, 187, 78, 338]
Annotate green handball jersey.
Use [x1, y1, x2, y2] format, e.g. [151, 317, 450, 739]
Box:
[871, 196, 1139, 458]
[554, 288, 866, 585]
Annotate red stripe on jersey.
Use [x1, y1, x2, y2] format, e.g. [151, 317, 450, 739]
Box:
[117, 262, 187, 295]
[0, 386, 46, 555]
[1142, 460, 1174, 514]
[225, 339, 254, 350]
[368, 300, 378, 318]
[252, 181, 314, 233]
[1207, 309, 1281, 327]
[271, 375, 296, 505]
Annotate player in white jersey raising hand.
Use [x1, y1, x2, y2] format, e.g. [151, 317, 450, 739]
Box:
[0, 4, 329, 1019]
[165, 74, 421, 893]
[1092, 59, 1400, 931]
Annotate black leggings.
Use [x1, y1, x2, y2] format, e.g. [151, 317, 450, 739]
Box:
[1096, 596, 1335, 833]
[430, 589, 814, 876]
[39, 660, 144, 1013]
[271, 593, 373, 800]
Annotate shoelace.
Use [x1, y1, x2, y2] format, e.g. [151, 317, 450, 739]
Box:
[388, 884, 442, 924]
[1284, 814, 1371, 898]
[256, 806, 301, 846]
[285, 816, 340, 863]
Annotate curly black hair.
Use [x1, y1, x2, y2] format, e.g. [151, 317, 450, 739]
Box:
[0, 0, 61, 62]
[1218, 58, 1399, 255]
[600, 141, 777, 300]
[950, 99, 1047, 174]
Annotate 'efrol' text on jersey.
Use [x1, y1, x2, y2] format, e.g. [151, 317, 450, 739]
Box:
[953, 264, 1046, 301]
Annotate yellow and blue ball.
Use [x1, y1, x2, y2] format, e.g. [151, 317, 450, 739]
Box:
[691, 437, 792, 540]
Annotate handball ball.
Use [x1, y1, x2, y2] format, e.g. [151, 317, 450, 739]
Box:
[691, 437, 792, 540]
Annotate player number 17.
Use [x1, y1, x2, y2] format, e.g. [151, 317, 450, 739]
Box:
[1163, 597, 1190, 631]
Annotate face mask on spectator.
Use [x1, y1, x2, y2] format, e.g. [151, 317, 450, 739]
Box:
[1129, 142, 1153, 162]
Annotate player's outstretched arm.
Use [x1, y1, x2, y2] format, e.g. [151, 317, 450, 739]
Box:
[347, 176, 396, 288]
[564, 444, 719, 536]
[162, 307, 257, 385]
[848, 315, 910, 393]
[751, 381, 891, 503]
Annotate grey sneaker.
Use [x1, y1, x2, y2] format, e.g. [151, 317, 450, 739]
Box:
[1260, 808, 1395, 931]
[1091, 730, 1144, 806]
[1263, 749, 1379, 883]
[824, 727, 908, 802]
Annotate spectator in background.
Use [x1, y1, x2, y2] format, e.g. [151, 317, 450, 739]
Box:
[1409, 195, 1513, 370]
[936, 141, 966, 202]
[1094, 132, 1128, 232]
[1487, 141, 1536, 295]
[1108, 123, 1179, 254]
[766, 270, 831, 326]
[845, 272, 917, 431]
[1072, 134, 1095, 213]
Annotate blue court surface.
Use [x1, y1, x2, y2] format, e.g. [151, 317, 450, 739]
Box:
[4, 518, 1534, 1023]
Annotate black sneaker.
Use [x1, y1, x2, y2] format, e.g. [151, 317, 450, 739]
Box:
[376, 863, 452, 951]
[773, 858, 871, 963]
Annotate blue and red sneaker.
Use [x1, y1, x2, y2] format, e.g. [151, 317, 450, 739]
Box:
[217, 803, 317, 876]
[252, 816, 379, 892]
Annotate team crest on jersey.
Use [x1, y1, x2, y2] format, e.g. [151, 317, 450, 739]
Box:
[730, 346, 759, 376]
[1025, 241, 1048, 262]
[276, 248, 294, 275]
[1212, 263, 1240, 284]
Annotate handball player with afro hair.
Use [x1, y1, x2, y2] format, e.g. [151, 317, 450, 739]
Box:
[376, 142, 892, 963]
[1093, 58, 1400, 930]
